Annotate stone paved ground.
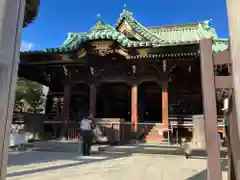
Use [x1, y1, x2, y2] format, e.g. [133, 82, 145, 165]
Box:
[7, 151, 228, 180]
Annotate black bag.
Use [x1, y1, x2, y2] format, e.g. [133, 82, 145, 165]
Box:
[91, 121, 96, 130]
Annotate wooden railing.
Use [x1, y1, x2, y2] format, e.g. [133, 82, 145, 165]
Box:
[42, 120, 130, 142]
[42, 121, 172, 144]
[12, 113, 226, 144]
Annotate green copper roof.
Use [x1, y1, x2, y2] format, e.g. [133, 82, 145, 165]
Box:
[46, 16, 159, 53]
[147, 20, 228, 53]
[41, 6, 228, 53]
[115, 6, 165, 43]
[148, 20, 217, 42]
[212, 38, 228, 53]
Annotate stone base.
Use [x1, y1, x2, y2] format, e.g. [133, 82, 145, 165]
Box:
[129, 139, 140, 145]
[192, 115, 206, 148]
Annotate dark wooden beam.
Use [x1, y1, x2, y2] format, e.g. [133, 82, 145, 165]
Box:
[20, 59, 87, 65]
[213, 49, 231, 65]
[215, 76, 233, 89]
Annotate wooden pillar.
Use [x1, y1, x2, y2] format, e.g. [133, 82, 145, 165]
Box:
[131, 83, 138, 132]
[61, 83, 71, 138]
[200, 39, 222, 180]
[89, 84, 96, 117]
[162, 82, 168, 129]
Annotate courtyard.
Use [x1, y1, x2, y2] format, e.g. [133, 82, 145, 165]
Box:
[7, 148, 228, 180]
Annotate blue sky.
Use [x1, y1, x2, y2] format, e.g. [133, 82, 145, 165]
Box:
[21, 0, 229, 51]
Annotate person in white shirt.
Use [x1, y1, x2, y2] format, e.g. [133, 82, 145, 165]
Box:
[80, 114, 95, 156]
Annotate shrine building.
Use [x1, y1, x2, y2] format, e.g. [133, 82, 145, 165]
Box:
[19, 7, 232, 142]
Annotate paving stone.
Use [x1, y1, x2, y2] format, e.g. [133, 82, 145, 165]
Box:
[7, 151, 227, 180]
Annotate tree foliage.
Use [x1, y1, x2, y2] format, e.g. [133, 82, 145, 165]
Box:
[24, 0, 40, 27]
[15, 78, 44, 112]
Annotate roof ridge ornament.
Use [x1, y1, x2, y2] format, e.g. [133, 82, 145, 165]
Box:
[90, 13, 107, 31]
[202, 19, 212, 28]
[121, 4, 133, 18]
[97, 13, 102, 23]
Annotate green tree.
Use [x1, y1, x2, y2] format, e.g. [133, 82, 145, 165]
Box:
[15, 78, 44, 112]
[24, 0, 40, 27]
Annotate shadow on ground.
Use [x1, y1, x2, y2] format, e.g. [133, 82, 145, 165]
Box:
[98, 143, 228, 180]
[7, 151, 132, 178]
[7, 143, 228, 179]
[187, 158, 228, 179]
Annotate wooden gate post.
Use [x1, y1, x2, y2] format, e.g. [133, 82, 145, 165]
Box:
[200, 39, 222, 180]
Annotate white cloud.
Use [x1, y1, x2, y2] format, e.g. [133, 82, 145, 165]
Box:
[20, 40, 34, 51]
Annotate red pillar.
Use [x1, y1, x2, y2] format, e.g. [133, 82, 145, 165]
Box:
[162, 82, 168, 129]
[131, 83, 138, 132]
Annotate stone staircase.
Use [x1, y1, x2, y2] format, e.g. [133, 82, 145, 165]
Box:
[144, 124, 165, 143]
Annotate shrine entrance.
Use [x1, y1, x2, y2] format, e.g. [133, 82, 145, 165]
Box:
[70, 83, 89, 121]
[96, 83, 131, 120]
[139, 82, 162, 122]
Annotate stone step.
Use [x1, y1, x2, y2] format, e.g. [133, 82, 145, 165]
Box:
[145, 132, 163, 143]
[145, 139, 163, 144]
[98, 144, 228, 157]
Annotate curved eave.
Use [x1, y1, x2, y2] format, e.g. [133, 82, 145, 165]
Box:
[46, 40, 200, 53]
[45, 30, 152, 53]
[20, 51, 66, 64]
[24, 0, 40, 27]
[45, 29, 200, 53]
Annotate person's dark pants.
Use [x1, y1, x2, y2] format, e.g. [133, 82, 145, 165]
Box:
[81, 130, 93, 156]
